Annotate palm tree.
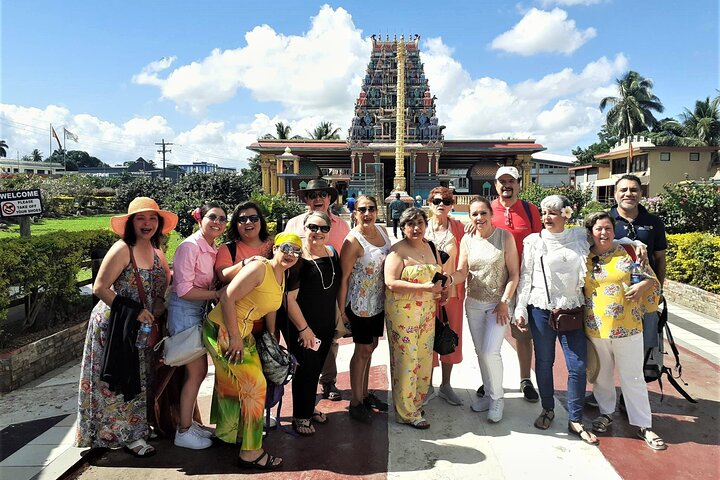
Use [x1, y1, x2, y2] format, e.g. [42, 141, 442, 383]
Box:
[308, 121, 341, 140]
[31, 149, 43, 162]
[0, 140, 7, 158]
[680, 96, 720, 146]
[600, 71, 664, 139]
[275, 122, 292, 139]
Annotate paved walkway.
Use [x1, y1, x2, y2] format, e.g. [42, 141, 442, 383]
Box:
[1, 298, 718, 480]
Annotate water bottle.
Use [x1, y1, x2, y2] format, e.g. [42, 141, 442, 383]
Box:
[630, 263, 645, 285]
[136, 323, 152, 348]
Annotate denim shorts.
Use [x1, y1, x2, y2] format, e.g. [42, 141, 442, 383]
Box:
[167, 293, 208, 336]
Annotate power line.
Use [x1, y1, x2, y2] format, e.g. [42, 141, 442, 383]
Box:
[155, 139, 173, 179]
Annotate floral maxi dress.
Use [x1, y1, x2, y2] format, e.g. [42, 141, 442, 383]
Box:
[76, 254, 165, 448]
[384, 263, 439, 424]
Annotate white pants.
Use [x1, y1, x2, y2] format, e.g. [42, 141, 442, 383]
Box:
[466, 299, 507, 400]
[591, 334, 652, 428]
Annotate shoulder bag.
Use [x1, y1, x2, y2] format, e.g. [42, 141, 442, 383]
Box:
[154, 324, 207, 366]
[129, 247, 161, 348]
[256, 330, 297, 386]
[433, 305, 458, 355]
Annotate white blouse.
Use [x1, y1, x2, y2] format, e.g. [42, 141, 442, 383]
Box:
[514, 227, 589, 322]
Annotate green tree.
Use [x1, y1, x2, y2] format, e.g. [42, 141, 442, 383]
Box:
[680, 95, 720, 146]
[31, 149, 43, 162]
[572, 127, 617, 164]
[308, 121, 341, 140]
[275, 122, 292, 139]
[0, 140, 8, 157]
[239, 155, 262, 194]
[600, 71, 664, 139]
[46, 150, 106, 170]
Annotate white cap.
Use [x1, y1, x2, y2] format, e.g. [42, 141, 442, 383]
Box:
[495, 166, 520, 180]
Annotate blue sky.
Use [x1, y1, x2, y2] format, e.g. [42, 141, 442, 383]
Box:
[1, 0, 717, 168]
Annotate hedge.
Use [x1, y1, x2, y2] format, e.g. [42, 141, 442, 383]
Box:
[666, 233, 720, 294]
[0, 230, 118, 326]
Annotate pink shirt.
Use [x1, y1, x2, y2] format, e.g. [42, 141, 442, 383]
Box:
[172, 230, 217, 297]
[284, 211, 350, 253]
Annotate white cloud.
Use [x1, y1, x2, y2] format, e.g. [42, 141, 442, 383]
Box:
[490, 8, 596, 55]
[539, 0, 606, 6]
[133, 4, 370, 122]
[422, 37, 627, 151]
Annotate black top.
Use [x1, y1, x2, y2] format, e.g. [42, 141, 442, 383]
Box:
[610, 204, 667, 274]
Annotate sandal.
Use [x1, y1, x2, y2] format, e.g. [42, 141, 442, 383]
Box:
[534, 409, 555, 430]
[125, 439, 156, 458]
[312, 411, 328, 424]
[592, 414, 614, 433]
[568, 422, 600, 446]
[238, 450, 283, 470]
[638, 428, 667, 451]
[408, 418, 430, 430]
[292, 418, 315, 436]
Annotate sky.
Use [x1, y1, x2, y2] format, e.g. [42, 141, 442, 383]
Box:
[1, 0, 718, 169]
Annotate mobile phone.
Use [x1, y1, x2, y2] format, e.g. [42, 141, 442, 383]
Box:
[431, 272, 448, 287]
[309, 337, 322, 351]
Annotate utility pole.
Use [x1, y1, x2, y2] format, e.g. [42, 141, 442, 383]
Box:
[155, 138, 173, 180]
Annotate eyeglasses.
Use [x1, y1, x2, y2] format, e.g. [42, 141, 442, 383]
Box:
[625, 223, 636, 240]
[357, 206, 377, 214]
[591, 255, 601, 274]
[504, 208, 513, 227]
[278, 243, 302, 257]
[432, 197, 453, 206]
[307, 191, 329, 200]
[306, 223, 331, 233]
[205, 214, 227, 223]
[237, 214, 260, 224]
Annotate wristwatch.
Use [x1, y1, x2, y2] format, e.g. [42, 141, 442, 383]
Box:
[500, 297, 511, 304]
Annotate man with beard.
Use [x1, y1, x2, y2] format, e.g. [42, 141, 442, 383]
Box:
[284, 178, 351, 401]
[480, 166, 541, 403]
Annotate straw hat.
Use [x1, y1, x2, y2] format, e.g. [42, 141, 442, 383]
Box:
[110, 197, 178, 236]
[296, 178, 338, 203]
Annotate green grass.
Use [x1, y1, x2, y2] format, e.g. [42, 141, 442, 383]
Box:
[0, 214, 183, 263]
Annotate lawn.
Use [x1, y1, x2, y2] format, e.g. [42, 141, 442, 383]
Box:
[1, 214, 184, 263]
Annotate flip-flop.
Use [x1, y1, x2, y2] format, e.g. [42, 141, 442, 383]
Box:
[125, 439, 156, 458]
[292, 418, 315, 436]
[638, 428, 667, 450]
[408, 418, 430, 430]
[238, 451, 283, 470]
[568, 422, 600, 446]
[312, 411, 328, 424]
[534, 409, 555, 430]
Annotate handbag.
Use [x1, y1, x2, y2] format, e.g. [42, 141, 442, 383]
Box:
[154, 325, 207, 366]
[433, 306, 458, 355]
[256, 330, 297, 386]
[586, 339, 600, 384]
[539, 254, 584, 332]
[129, 247, 160, 347]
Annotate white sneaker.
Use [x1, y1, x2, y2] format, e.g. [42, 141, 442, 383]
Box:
[422, 385, 437, 406]
[191, 422, 213, 439]
[488, 398, 504, 423]
[174, 427, 212, 449]
[438, 384, 464, 406]
[471, 396, 491, 412]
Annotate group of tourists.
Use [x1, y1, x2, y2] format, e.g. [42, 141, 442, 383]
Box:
[74, 167, 668, 471]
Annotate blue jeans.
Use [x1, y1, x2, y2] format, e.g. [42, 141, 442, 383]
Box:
[167, 293, 207, 336]
[528, 306, 587, 422]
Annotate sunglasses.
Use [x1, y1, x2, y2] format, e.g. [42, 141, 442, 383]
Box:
[306, 223, 331, 233]
[432, 197, 453, 206]
[307, 191, 329, 200]
[205, 214, 227, 223]
[591, 255, 601, 274]
[357, 206, 377, 214]
[278, 243, 302, 257]
[237, 214, 260, 224]
[625, 223, 637, 240]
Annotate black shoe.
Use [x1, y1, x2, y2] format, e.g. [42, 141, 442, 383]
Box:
[476, 385, 485, 397]
[363, 392, 389, 412]
[349, 402, 373, 424]
[521, 379, 539, 403]
[321, 382, 342, 401]
[585, 393, 599, 408]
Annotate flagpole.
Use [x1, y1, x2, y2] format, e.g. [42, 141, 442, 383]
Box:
[50, 123, 53, 163]
[63, 128, 66, 168]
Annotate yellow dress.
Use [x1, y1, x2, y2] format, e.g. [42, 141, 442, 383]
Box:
[384, 263, 439, 424]
[203, 260, 283, 449]
[583, 246, 660, 339]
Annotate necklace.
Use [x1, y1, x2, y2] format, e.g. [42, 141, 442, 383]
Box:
[426, 218, 451, 251]
[306, 247, 336, 290]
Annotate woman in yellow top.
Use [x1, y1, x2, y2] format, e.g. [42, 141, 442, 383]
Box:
[203, 232, 302, 470]
[583, 212, 666, 451]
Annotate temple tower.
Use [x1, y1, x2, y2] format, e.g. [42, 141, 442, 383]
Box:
[394, 36, 407, 192]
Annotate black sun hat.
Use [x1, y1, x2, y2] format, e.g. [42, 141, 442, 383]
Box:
[296, 178, 338, 203]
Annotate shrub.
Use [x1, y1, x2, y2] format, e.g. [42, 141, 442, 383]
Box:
[0, 230, 118, 329]
[519, 183, 593, 223]
[666, 233, 720, 293]
[643, 182, 720, 234]
[250, 193, 305, 234]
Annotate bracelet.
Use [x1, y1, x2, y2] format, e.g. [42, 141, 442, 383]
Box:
[298, 325, 309, 333]
[448, 275, 455, 286]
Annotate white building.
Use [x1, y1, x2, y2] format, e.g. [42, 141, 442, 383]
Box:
[0, 159, 65, 175]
